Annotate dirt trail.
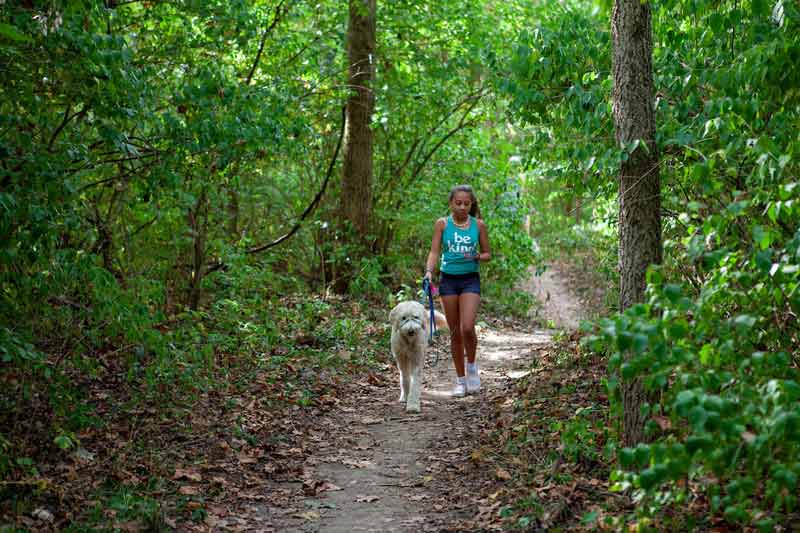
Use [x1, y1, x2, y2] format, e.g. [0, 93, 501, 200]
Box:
[525, 266, 586, 331]
[249, 266, 584, 532]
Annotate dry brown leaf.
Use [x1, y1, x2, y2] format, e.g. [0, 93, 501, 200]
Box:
[178, 485, 201, 496]
[495, 468, 512, 481]
[319, 481, 342, 492]
[237, 453, 258, 464]
[173, 468, 202, 482]
[652, 415, 672, 431]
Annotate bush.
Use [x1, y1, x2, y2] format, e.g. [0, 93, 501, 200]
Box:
[594, 224, 800, 526]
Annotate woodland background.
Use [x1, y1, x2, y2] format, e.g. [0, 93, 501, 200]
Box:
[1, 0, 799, 530]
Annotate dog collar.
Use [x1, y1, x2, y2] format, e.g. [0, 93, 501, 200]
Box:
[399, 317, 423, 329]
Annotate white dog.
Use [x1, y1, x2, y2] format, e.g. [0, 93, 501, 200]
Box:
[389, 301, 447, 413]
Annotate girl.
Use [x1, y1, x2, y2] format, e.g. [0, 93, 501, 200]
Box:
[423, 184, 491, 397]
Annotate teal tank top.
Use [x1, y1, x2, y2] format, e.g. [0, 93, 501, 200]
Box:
[440, 215, 480, 275]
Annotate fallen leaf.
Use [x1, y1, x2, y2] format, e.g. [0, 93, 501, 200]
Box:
[361, 417, 383, 425]
[302, 479, 325, 496]
[495, 468, 512, 481]
[179, 486, 201, 496]
[32, 508, 54, 523]
[355, 495, 380, 503]
[319, 481, 342, 492]
[293, 511, 320, 521]
[341, 458, 373, 468]
[173, 468, 202, 482]
[237, 453, 257, 464]
[653, 415, 672, 431]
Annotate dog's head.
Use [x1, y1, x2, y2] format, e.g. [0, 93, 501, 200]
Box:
[389, 300, 427, 340]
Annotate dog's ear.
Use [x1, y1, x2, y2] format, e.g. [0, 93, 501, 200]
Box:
[389, 304, 400, 326]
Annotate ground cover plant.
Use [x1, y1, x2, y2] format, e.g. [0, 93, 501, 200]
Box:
[2, 0, 799, 529]
[0, 0, 534, 528]
[501, 0, 800, 528]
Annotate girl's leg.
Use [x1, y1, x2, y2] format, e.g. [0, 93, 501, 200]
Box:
[441, 294, 465, 377]
[458, 293, 481, 364]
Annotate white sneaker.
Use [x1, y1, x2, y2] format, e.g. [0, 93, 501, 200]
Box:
[452, 378, 467, 397]
[466, 362, 480, 394]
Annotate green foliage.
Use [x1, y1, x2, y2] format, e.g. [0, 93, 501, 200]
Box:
[594, 221, 800, 524]
[0, 0, 536, 527]
[502, 0, 800, 525]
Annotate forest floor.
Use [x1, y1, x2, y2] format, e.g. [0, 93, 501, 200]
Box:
[206, 263, 605, 532]
[3, 259, 617, 532]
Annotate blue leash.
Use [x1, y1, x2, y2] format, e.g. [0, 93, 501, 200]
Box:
[422, 278, 436, 347]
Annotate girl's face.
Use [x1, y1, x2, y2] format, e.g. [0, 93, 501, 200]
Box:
[449, 191, 472, 219]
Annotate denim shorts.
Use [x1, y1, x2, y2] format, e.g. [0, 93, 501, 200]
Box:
[439, 272, 481, 296]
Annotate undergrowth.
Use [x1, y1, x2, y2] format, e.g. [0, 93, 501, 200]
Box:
[0, 261, 389, 529]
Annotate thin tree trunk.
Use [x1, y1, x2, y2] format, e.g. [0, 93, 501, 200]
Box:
[188, 187, 209, 310]
[612, 0, 662, 447]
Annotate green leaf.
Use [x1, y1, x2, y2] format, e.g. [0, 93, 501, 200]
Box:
[732, 315, 757, 332]
[639, 466, 659, 490]
[752, 0, 769, 17]
[668, 319, 688, 339]
[755, 250, 773, 273]
[617, 331, 634, 351]
[54, 434, 75, 451]
[685, 435, 712, 454]
[663, 284, 682, 303]
[688, 405, 708, 430]
[619, 447, 636, 467]
[675, 390, 695, 416]
[633, 333, 648, 354]
[0, 23, 31, 43]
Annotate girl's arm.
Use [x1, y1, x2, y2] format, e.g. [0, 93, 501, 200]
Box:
[424, 218, 446, 279]
[477, 219, 491, 262]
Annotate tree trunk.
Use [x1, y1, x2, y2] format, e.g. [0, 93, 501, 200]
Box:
[187, 187, 209, 310]
[333, 0, 376, 293]
[341, 0, 376, 238]
[612, 0, 662, 447]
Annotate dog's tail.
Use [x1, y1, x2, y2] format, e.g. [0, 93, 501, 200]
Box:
[433, 310, 448, 331]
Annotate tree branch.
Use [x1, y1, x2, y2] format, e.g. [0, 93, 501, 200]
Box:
[245, 0, 290, 86]
[245, 105, 345, 254]
[204, 106, 346, 274]
[48, 103, 88, 151]
[409, 90, 485, 184]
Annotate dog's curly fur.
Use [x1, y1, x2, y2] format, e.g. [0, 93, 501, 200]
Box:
[389, 301, 446, 413]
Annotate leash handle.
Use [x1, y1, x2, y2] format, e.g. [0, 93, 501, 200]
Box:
[422, 278, 436, 346]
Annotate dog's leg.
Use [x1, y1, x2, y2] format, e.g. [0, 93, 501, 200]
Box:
[400, 359, 411, 404]
[398, 365, 407, 402]
[406, 356, 422, 413]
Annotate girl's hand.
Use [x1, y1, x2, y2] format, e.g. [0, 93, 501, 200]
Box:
[463, 252, 479, 261]
[424, 269, 433, 281]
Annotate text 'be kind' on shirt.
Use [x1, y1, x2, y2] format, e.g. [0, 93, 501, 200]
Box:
[440, 215, 479, 275]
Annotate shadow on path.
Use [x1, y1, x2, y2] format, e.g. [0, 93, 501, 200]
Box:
[244, 267, 584, 532]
